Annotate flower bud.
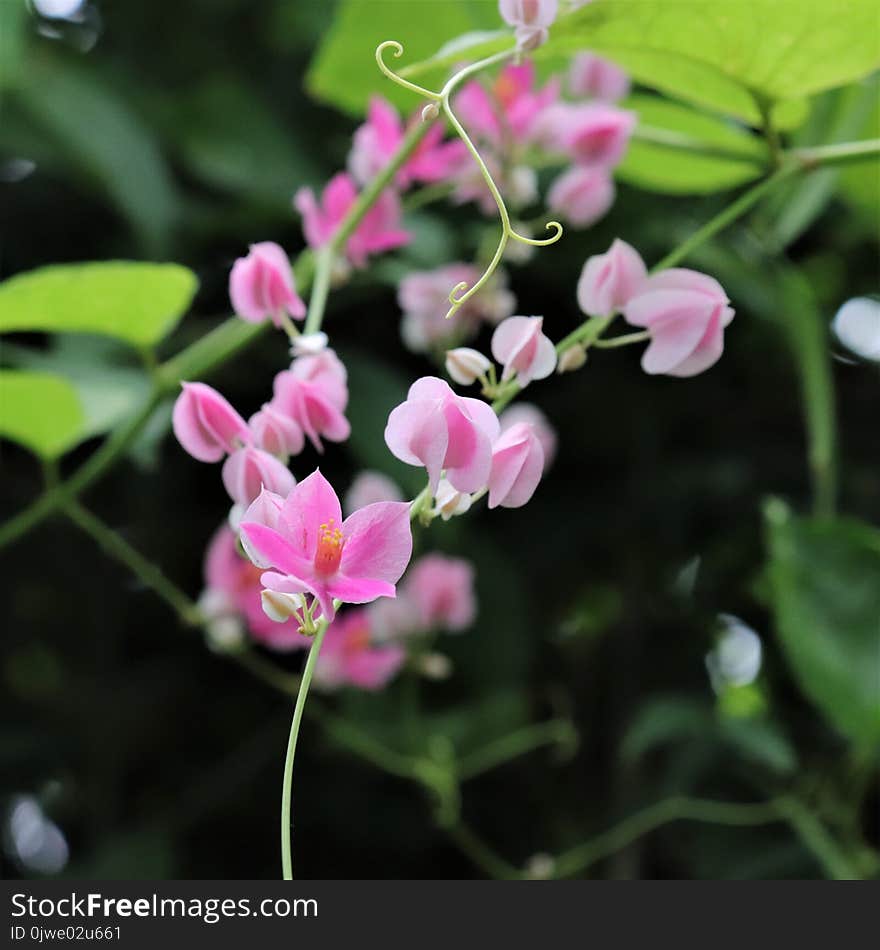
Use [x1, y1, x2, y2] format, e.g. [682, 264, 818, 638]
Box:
[547, 166, 615, 228]
[491, 316, 557, 386]
[418, 652, 453, 680]
[249, 403, 304, 460]
[576, 238, 647, 317]
[222, 446, 296, 510]
[434, 478, 473, 520]
[261, 589, 307, 623]
[290, 331, 329, 357]
[499, 403, 557, 469]
[229, 241, 305, 326]
[445, 347, 493, 386]
[172, 381, 250, 463]
[557, 344, 587, 373]
[488, 421, 545, 509]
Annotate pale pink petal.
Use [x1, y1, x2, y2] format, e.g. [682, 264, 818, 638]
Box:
[343, 645, 406, 689]
[172, 382, 250, 463]
[639, 313, 711, 375]
[278, 469, 343, 561]
[665, 310, 725, 377]
[339, 501, 413, 584]
[239, 523, 313, 579]
[384, 398, 449, 490]
[576, 239, 647, 317]
[443, 399, 493, 493]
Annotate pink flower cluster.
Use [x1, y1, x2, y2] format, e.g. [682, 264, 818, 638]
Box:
[577, 239, 736, 376]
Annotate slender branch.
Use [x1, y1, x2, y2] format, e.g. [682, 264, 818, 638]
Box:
[774, 796, 862, 881]
[456, 719, 576, 782]
[793, 137, 880, 168]
[445, 821, 521, 880]
[593, 330, 651, 349]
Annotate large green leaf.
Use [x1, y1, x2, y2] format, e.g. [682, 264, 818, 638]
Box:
[0, 261, 198, 346]
[765, 501, 880, 748]
[619, 95, 767, 194]
[14, 57, 177, 252]
[0, 369, 85, 459]
[306, 0, 500, 116]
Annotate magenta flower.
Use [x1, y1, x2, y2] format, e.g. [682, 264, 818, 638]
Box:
[222, 446, 296, 525]
[240, 469, 413, 622]
[569, 53, 630, 102]
[547, 165, 615, 227]
[403, 554, 477, 633]
[385, 376, 500, 493]
[294, 173, 409, 268]
[499, 0, 558, 49]
[272, 349, 350, 453]
[499, 403, 557, 470]
[313, 609, 406, 691]
[172, 382, 250, 463]
[577, 239, 647, 317]
[623, 269, 736, 377]
[349, 96, 467, 188]
[228, 242, 305, 327]
[201, 524, 307, 651]
[488, 421, 545, 508]
[491, 316, 557, 386]
[249, 403, 305, 460]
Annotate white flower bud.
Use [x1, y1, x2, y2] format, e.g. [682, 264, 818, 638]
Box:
[205, 616, 245, 654]
[557, 345, 587, 374]
[434, 478, 473, 520]
[261, 589, 307, 623]
[445, 347, 492, 386]
[418, 652, 453, 681]
[290, 331, 329, 357]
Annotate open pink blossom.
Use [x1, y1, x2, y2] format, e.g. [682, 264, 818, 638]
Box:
[455, 62, 559, 148]
[488, 421, 545, 509]
[240, 469, 413, 622]
[294, 173, 410, 268]
[547, 165, 615, 227]
[499, 0, 558, 48]
[222, 446, 296, 523]
[345, 471, 404, 515]
[491, 316, 557, 386]
[229, 242, 305, 326]
[385, 377, 500, 493]
[569, 53, 630, 102]
[272, 349, 350, 453]
[172, 382, 250, 463]
[577, 239, 647, 317]
[349, 96, 467, 188]
[403, 554, 477, 633]
[399, 264, 515, 353]
[249, 404, 304, 460]
[541, 102, 635, 167]
[313, 609, 405, 691]
[499, 403, 557, 470]
[623, 269, 736, 377]
[202, 523, 307, 651]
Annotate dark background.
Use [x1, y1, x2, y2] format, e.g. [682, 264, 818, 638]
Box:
[1, 1, 878, 879]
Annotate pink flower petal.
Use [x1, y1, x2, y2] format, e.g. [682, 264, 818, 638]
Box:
[278, 469, 343, 561]
[339, 501, 413, 585]
[239, 522, 313, 579]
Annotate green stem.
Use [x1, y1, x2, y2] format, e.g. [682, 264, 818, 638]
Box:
[793, 137, 880, 167]
[593, 330, 651, 349]
[552, 797, 784, 878]
[775, 796, 862, 880]
[446, 821, 521, 880]
[63, 499, 201, 626]
[754, 92, 784, 167]
[303, 248, 334, 335]
[281, 619, 329, 881]
[456, 719, 576, 782]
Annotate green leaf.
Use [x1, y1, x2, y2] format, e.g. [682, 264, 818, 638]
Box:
[618, 95, 767, 194]
[765, 500, 880, 748]
[840, 82, 880, 231]
[0, 261, 198, 346]
[0, 0, 26, 89]
[0, 369, 85, 459]
[306, 0, 499, 116]
[14, 57, 177, 252]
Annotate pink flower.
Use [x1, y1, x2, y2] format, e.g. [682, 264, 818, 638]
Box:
[569, 53, 630, 102]
[202, 524, 307, 651]
[222, 446, 296, 522]
[294, 173, 410, 268]
[455, 62, 559, 148]
[577, 239, 647, 317]
[488, 421, 545, 509]
[499, 0, 559, 49]
[240, 469, 413, 622]
[272, 349, 350, 453]
[491, 316, 557, 386]
[384, 377, 500, 493]
[547, 165, 615, 227]
[314, 609, 405, 691]
[623, 269, 736, 377]
[249, 404, 305, 460]
[499, 403, 557, 469]
[349, 96, 467, 188]
[228, 242, 305, 326]
[541, 102, 635, 167]
[403, 554, 477, 633]
[172, 382, 250, 463]
[345, 471, 404, 514]
[399, 264, 515, 353]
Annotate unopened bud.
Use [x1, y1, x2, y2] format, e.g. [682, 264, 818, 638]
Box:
[445, 347, 492, 386]
[261, 589, 307, 623]
[557, 344, 587, 373]
[434, 478, 473, 520]
[418, 652, 453, 680]
[422, 102, 440, 122]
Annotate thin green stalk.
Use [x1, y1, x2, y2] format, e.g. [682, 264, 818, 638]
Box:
[594, 330, 651, 349]
[281, 619, 329, 881]
[794, 137, 880, 167]
[456, 719, 576, 782]
[446, 821, 521, 880]
[63, 499, 201, 626]
[775, 796, 862, 881]
[303, 248, 334, 335]
[552, 797, 784, 878]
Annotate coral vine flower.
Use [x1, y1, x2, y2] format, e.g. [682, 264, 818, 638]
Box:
[547, 165, 615, 227]
[541, 102, 636, 167]
[623, 269, 736, 377]
[313, 609, 406, 691]
[384, 377, 500, 493]
[228, 242, 305, 326]
[491, 316, 557, 386]
[272, 349, 350, 453]
[172, 382, 250, 463]
[577, 238, 647, 317]
[249, 404, 305, 460]
[294, 173, 410, 268]
[222, 446, 296, 524]
[499, 0, 559, 49]
[499, 403, 557, 470]
[488, 421, 545, 508]
[403, 554, 477, 632]
[569, 53, 631, 102]
[349, 96, 467, 188]
[240, 469, 413, 622]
